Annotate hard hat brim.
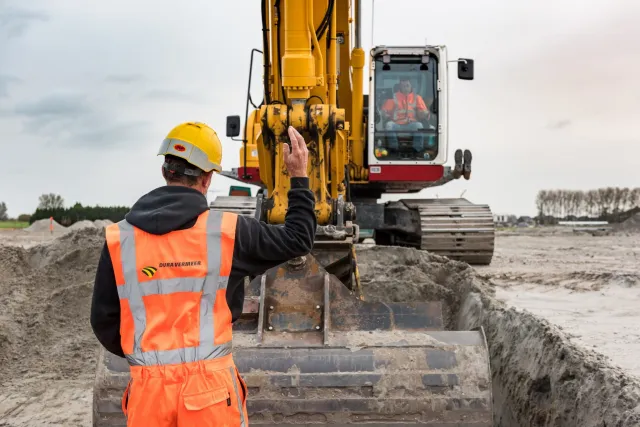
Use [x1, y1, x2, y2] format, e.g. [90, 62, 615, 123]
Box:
[158, 138, 221, 173]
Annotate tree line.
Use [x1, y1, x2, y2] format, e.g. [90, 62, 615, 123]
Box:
[536, 187, 640, 223]
[30, 193, 129, 226]
[0, 193, 130, 226]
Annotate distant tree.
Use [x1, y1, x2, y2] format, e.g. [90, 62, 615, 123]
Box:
[17, 214, 31, 222]
[633, 188, 640, 207]
[38, 193, 64, 210]
[0, 202, 7, 221]
[585, 190, 597, 217]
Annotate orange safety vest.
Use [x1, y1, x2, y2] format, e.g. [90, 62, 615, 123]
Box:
[105, 209, 247, 426]
[390, 92, 418, 124]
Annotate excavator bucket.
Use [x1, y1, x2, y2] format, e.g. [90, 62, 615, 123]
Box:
[229, 252, 493, 425]
[93, 237, 493, 425]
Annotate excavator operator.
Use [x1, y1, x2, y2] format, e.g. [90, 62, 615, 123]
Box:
[90, 122, 316, 426]
[380, 77, 432, 159]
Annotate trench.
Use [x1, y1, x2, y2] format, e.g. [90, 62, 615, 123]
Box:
[356, 245, 640, 427]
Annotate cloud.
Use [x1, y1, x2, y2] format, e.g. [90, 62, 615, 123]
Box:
[0, 75, 21, 98]
[11, 92, 151, 149]
[105, 74, 146, 84]
[0, 2, 49, 39]
[547, 119, 572, 130]
[64, 120, 151, 148]
[13, 93, 92, 132]
[14, 92, 90, 118]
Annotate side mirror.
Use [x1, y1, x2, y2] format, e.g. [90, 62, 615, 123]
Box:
[226, 115, 241, 138]
[457, 58, 474, 80]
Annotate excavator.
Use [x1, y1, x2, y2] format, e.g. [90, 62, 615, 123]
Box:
[92, 1, 494, 425]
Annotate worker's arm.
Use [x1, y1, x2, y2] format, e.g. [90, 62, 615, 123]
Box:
[90, 243, 124, 358]
[381, 98, 395, 119]
[415, 95, 429, 120]
[231, 126, 316, 277]
[231, 179, 316, 275]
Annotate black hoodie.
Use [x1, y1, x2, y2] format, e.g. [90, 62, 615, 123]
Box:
[90, 178, 316, 358]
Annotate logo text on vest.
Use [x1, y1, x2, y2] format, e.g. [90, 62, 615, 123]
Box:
[158, 261, 203, 268]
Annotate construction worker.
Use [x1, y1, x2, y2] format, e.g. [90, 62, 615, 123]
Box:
[90, 122, 316, 426]
[380, 77, 433, 158]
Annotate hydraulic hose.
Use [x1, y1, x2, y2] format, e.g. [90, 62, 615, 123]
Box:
[261, 0, 271, 104]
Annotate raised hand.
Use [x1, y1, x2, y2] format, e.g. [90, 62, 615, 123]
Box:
[283, 126, 309, 178]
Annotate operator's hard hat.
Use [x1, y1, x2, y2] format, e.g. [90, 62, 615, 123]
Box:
[157, 121, 222, 174]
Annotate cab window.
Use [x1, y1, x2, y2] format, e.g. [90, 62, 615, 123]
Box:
[373, 55, 438, 161]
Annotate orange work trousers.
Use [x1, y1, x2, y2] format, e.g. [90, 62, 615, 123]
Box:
[122, 354, 249, 426]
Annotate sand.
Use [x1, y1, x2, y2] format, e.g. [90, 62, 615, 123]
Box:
[478, 229, 640, 379]
[68, 220, 96, 230]
[25, 218, 66, 233]
[357, 243, 640, 426]
[93, 220, 113, 229]
[614, 212, 640, 233]
[1, 226, 639, 426]
[0, 227, 105, 427]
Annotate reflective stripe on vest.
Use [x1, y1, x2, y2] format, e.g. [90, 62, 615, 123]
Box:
[392, 92, 417, 124]
[105, 209, 238, 366]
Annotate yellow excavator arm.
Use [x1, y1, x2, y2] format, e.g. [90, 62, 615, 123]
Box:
[226, 0, 362, 226]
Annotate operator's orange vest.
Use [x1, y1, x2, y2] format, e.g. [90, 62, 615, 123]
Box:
[392, 92, 418, 124]
[104, 209, 238, 366]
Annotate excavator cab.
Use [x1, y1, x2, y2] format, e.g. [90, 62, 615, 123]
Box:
[368, 46, 473, 165]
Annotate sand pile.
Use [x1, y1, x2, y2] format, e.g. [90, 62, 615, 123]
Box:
[356, 245, 480, 327]
[614, 212, 640, 233]
[0, 227, 105, 426]
[93, 219, 114, 228]
[0, 227, 105, 377]
[0, 245, 32, 280]
[356, 245, 640, 427]
[69, 219, 96, 230]
[25, 218, 66, 232]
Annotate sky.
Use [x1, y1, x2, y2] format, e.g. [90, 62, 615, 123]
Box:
[1, 0, 639, 218]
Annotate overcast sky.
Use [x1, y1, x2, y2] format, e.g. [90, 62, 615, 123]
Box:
[1, 0, 639, 218]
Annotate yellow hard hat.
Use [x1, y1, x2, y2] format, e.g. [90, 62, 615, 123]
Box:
[157, 122, 222, 173]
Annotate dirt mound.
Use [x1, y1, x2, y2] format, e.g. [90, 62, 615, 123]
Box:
[69, 220, 96, 230]
[490, 270, 640, 290]
[614, 212, 640, 233]
[481, 303, 640, 426]
[0, 245, 32, 280]
[356, 245, 487, 327]
[356, 244, 640, 426]
[0, 227, 105, 385]
[27, 227, 104, 270]
[25, 218, 66, 233]
[93, 219, 114, 229]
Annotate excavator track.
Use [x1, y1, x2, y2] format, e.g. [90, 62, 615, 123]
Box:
[401, 198, 495, 265]
[209, 196, 495, 265]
